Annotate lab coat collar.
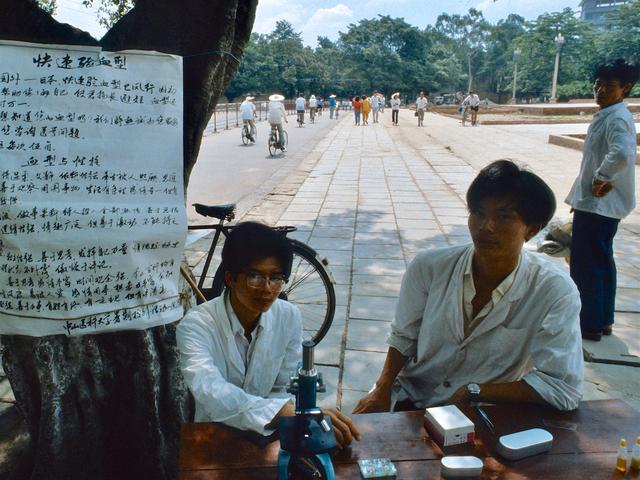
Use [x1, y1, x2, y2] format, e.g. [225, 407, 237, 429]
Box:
[457, 245, 530, 343]
[211, 293, 275, 383]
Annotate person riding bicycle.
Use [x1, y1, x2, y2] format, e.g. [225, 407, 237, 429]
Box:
[268, 93, 288, 150]
[308, 94, 317, 123]
[177, 222, 360, 447]
[240, 95, 257, 142]
[295, 93, 306, 126]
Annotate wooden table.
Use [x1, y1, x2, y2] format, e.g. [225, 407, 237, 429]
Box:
[179, 400, 640, 479]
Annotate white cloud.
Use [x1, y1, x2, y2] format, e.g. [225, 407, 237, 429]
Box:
[301, 4, 354, 46]
[253, 0, 305, 35]
[474, 0, 581, 23]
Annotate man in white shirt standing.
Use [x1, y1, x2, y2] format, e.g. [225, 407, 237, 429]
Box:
[463, 91, 481, 126]
[295, 93, 306, 126]
[415, 90, 428, 127]
[240, 95, 257, 142]
[353, 160, 583, 414]
[566, 59, 639, 341]
[371, 91, 380, 123]
[267, 93, 288, 150]
[177, 222, 360, 447]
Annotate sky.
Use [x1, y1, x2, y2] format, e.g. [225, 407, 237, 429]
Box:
[53, 0, 583, 46]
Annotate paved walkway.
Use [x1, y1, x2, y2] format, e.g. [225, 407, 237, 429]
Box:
[235, 108, 640, 413]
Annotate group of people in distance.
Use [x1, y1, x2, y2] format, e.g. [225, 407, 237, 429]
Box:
[178, 59, 638, 450]
[352, 91, 385, 126]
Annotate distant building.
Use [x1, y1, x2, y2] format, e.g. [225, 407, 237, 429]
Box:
[580, 0, 631, 29]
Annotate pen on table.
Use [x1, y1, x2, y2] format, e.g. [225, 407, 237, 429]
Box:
[474, 406, 494, 433]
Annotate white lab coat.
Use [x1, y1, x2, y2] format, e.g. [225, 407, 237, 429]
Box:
[388, 245, 584, 411]
[177, 294, 302, 434]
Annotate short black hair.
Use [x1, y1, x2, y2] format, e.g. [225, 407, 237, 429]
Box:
[221, 222, 293, 280]
[593, 59, 639, 94]
[466, 160, 556, 227]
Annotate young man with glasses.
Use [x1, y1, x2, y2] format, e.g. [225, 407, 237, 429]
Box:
[177, 222, 359, 447]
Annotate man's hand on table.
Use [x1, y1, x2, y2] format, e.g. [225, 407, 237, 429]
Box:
[352, 383, 392, 414]
[323, 408, 361, 449]
[276, 401, 361, 449]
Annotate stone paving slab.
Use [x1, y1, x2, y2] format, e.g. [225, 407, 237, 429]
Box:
[351, 275, 402, 298]
[316, 365, 339, 410]
[582, 312, 640, 366]
[346, 320, 391, 353]
[315, 326, 344, 367]
[340, 388, 368, 415]
[342, 350, 387, 392]
[349, 295, 397, 322]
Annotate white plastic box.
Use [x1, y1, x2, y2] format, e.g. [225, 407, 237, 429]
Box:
[424, 405, 475, 447]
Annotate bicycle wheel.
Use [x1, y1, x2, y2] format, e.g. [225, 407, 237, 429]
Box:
[283, 240, 335, 345]
[210, 239, 336, 346]
[268, 133, 277, 156]
[241, 126, 249, 145]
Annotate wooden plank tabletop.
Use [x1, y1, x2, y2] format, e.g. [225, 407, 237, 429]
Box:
[179, 399, 640, 479]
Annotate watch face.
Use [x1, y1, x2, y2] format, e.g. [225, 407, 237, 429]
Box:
[468, 383, 480, 396]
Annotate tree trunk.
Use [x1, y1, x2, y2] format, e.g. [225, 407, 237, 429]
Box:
[0, 1, 257, 478]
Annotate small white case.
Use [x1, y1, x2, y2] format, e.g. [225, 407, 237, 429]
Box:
[497, 428, 553, 460]
[440, 456, 483, 478]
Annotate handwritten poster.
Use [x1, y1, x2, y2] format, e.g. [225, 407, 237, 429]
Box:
[0, 40, 186, 336]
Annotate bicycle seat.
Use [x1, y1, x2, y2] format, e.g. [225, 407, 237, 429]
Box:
[193, 203, 236, 221]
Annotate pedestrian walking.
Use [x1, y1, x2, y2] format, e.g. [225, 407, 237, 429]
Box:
[565, 59, 639, 342]
[371, 92, 380, 123]
[391, 92, 400, 125]
[352, 96, 362, 125]
[361, 95, 371, 125]
[329, 94, 336, 119]
[415, 90, 428, 127]
[463, 91, 481, 126]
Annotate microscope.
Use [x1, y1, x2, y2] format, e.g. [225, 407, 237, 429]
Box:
[278, 340, 337, 479]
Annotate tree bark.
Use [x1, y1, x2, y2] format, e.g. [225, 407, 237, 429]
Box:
[0, 1, 257, 478]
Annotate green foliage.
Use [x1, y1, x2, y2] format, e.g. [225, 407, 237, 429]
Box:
[511, 9, 598, 97]
[600, 0, 640, 64]
[556, 80, 594, 100]
[36, 0, 57, 14]
[82, 0, 134, 29]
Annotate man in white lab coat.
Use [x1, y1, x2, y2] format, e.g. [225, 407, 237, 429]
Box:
[177, 222, 359, 447]
[354, 160, 583, 414]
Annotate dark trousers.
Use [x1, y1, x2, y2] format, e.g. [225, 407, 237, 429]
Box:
[570, 209, 620, 334]
[392, 110, 398, 124]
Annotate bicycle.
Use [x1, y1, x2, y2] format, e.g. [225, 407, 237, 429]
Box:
[461, 105, 469, 127]
[296, 110, 304, 127]
[309, 107, 316, 124]
[241, 122, 255, 145]
[186, 202, 336, 346]
[268, 124, 288, 156]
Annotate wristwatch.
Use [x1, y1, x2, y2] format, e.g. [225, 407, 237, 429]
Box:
[467, 383, 481, 403]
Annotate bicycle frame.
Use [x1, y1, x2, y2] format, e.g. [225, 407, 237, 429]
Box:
[188, 219, 230, 291]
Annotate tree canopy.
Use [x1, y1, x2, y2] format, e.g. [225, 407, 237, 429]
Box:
[223, 2, 640, 102]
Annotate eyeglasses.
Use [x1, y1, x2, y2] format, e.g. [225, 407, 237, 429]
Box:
[244, 270, 288, 290]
